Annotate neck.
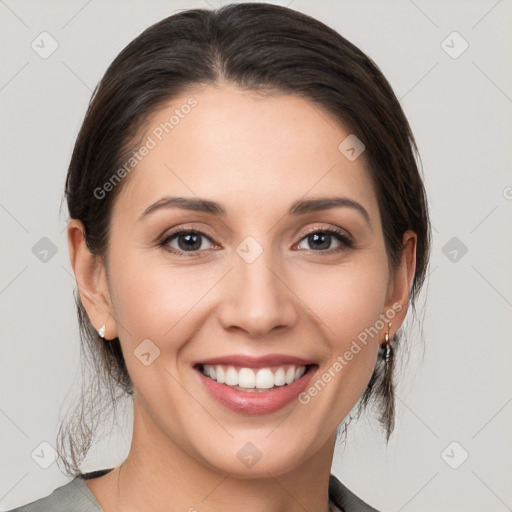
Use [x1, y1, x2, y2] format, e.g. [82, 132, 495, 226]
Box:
[90, 396, 337, 512]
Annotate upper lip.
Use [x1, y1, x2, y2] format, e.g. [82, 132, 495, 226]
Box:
[195, 354, 316, 369]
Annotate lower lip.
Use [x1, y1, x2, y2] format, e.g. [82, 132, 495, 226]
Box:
[195, 365, 318, 415]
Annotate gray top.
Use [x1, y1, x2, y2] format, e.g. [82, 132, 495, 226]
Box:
[6, 469, 380, 512]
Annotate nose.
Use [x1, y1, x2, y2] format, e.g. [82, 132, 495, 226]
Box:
[217, 246, 298, 338]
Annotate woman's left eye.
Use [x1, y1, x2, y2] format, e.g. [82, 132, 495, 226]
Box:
[159, 227, 353, 257]
[295, 228, 354, 252]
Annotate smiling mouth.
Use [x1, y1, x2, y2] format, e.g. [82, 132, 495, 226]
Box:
[194, 363, 317, 392]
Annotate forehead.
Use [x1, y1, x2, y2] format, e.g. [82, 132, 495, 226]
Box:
[113, 84, 379, 222]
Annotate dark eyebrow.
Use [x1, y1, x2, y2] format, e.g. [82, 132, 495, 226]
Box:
[139, 196, 227, 220]
[139, 195, 371, 228]
[289, 197, 371, 227]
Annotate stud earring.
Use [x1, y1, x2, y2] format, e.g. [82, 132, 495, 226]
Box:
[98, 324, 106, 338]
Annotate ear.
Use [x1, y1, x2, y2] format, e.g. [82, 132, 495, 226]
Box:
[383, 229, 417, 340]
[67, 219, 118, 340]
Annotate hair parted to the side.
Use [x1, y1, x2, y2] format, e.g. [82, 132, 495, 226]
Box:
[58, 2, 431, 476]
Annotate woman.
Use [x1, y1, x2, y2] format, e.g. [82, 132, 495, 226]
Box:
[9, 2, 430, 511]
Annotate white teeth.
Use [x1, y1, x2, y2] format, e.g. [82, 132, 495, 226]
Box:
[201, 364, 308, 390]
[274, 367, 286, 386]
[285, 366, 296, 385]
[225, 366, 238, 386]
[216, 366, 226, 384]
[255, 368, 274, 389]
[238, 368, 255, 388]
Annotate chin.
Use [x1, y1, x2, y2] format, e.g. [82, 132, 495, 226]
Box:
[194, 437, 309, 479]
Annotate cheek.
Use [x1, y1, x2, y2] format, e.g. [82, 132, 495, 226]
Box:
[109, 252, 207, 342]
[309, 261, 389, 342]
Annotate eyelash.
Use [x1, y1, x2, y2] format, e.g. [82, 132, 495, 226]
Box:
[158, 226, 355, 258]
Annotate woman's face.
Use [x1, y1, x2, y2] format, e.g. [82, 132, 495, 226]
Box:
[72, 83, 414, 477]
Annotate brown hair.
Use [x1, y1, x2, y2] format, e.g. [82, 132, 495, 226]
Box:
[59, 2, 431, 476]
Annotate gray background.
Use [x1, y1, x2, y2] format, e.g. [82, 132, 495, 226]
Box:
[1, 0, 511, 510]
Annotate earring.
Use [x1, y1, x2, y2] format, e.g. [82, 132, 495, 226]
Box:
[381, 321, 395, 439]
[98, 324, 106, 338]
[384, 322, 392, 363]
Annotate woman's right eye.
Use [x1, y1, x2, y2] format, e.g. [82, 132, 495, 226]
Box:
[160, 229, 217, 257]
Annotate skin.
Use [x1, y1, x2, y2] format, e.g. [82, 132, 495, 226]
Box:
[68, 83, 416, 512]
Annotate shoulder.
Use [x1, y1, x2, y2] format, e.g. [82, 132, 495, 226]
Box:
[5, 476, 103, 512]
[329, 474, 382, 512]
